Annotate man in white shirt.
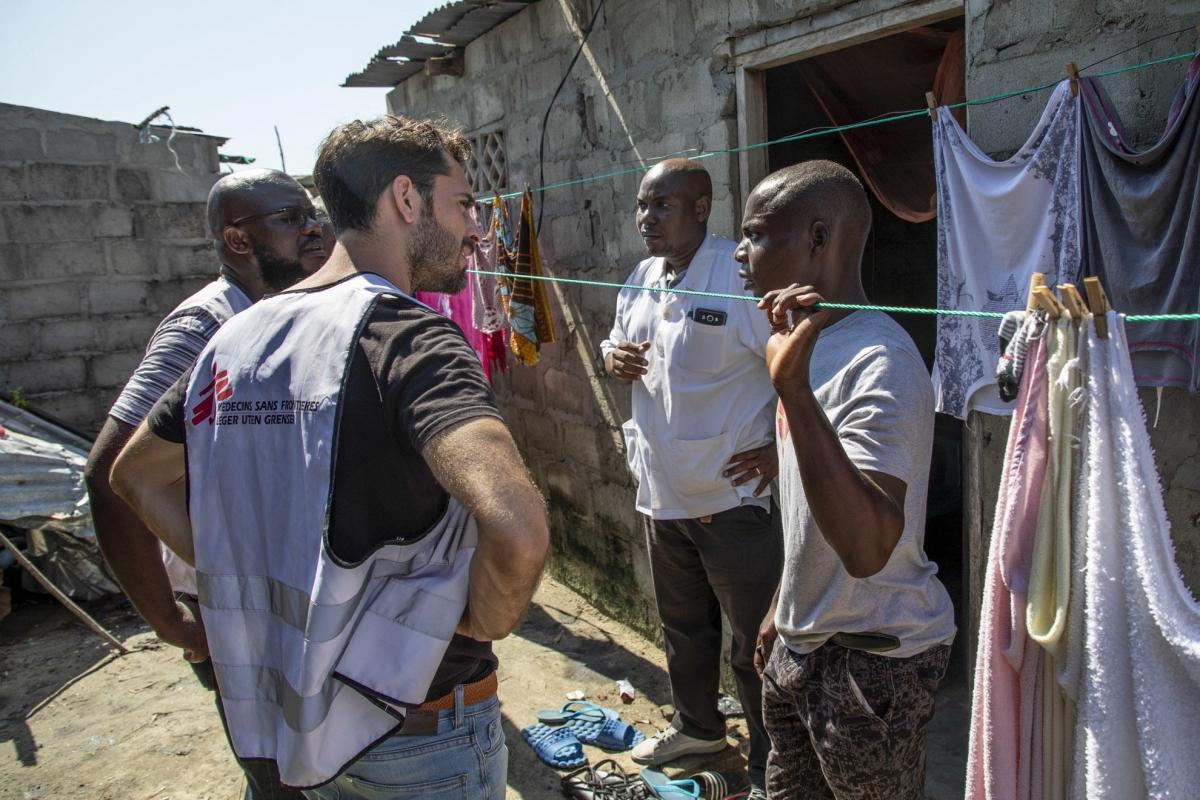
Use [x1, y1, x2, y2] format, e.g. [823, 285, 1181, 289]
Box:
[601, 159, 780, 795]
[739, 160, 955, 799]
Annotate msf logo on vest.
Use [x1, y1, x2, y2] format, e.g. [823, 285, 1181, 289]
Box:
[191, 363, 233, 426]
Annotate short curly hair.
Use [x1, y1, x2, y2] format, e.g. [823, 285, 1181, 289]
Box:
[313, 115, 471, 234]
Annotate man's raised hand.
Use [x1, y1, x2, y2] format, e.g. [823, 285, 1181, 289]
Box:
[758, 284, 829, 393]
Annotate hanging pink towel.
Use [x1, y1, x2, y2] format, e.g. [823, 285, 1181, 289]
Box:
[967, 326, 1050, 800]
[415, 280, 505, 383]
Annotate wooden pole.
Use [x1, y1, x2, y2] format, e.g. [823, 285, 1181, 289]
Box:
[274, 125, 286, 173]
[0, 530, 129, 654]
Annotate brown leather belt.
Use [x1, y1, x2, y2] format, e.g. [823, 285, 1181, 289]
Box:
[394, 672, 498, 736]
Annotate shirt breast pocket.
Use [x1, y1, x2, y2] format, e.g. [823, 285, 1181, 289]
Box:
[676, 313, 731, 375]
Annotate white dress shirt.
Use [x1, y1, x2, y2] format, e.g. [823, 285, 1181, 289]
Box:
[602, 234, 776, 520]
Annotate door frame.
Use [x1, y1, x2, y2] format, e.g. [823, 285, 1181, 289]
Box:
[730, 0, 963, 209]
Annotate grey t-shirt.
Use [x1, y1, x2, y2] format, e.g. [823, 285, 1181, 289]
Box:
[775, 311, 956, 659]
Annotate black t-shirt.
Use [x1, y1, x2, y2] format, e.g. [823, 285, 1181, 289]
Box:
[148, 286, 502, 701]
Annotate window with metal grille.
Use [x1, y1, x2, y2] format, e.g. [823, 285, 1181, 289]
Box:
[466, 128, 507, 196]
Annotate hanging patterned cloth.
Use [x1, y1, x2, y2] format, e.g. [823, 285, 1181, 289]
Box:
[472, 204, 507, 335]
[501, 187, 556, 366]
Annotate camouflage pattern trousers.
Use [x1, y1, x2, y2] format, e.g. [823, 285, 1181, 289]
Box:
[761, 640, 950, 799]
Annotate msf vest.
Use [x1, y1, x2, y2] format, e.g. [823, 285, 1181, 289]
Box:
[183, 273, 478, 788]
[161, 275, 252, 596]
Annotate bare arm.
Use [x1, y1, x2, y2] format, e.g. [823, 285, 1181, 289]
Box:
[762, 285, 906, 578]
[421, 417, 550, 641]
[85, 418, 205, 658]
[778, 389, 906, 578]
[110, 421, 194, 568]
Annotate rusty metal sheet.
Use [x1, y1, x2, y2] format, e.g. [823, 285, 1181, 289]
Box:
[344, 0, 536, 88]
[0, 400, 92, 535]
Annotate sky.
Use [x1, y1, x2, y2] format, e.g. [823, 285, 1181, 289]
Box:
[0, 1, 445, 175]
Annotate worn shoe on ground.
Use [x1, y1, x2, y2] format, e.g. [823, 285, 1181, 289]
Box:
[630, 726, 726, 765]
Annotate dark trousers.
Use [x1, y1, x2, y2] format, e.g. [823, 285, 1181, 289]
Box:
[191, 659, 306, 800]
[646, 503, 783, 789]
[762, 641, 951, 799]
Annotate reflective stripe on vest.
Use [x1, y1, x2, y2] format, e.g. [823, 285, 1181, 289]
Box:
[183, 272, 476, 788]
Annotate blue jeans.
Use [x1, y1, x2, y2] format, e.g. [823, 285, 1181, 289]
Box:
[302, 690, 507, 799]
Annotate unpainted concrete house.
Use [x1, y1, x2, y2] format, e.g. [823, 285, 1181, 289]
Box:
[0, 104, 225, 433]
[348, 0, 1200, 669]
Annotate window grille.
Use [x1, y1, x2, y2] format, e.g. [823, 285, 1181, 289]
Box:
[467, 129, 507, 195]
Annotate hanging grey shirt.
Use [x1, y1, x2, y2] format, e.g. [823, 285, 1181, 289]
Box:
[775, 311, 956, 659]
[1079, 56, 1200, 390]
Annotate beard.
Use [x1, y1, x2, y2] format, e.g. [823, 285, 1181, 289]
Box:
[251, 241, 309, 292]
[408, 208, 469, 295]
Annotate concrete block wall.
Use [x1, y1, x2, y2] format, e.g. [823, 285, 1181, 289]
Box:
[0, 103, 225, 434]
[385, 0, 929, 636]
[962, 4, 1200, 653]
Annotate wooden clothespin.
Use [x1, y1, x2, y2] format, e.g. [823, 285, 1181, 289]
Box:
[1034, 286, 1065, 319]
[1027, 272, 1047, 313]
[1056, 283, 1088, 324]
[1067, 62, 1080, 97]
[926, 91, 938, 119]
[1083, 277, 1111, 339]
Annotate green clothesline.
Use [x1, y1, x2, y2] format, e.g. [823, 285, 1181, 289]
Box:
[479, 49, 1198, 202]
[467, 269, 1200, 322]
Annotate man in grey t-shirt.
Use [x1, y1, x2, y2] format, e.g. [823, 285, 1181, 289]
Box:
[734, 160, 955, 799]
[84, 169, 327, 800]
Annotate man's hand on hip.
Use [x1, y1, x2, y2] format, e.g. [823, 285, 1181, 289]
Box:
[159, 596, 209, 663]
[605, 341, 651, 382]
[755, 617, 779, 677]
[724, 443, 777, 496]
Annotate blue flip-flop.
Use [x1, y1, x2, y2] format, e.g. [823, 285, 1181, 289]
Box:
[521, 722, 587, 769]
[640, 767, 702, 799]
[537, 700, 619, 725]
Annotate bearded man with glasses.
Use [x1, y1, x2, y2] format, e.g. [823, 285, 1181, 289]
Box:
[85, 168, 327, 800]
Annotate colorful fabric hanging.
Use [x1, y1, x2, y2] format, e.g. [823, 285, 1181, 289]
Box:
[473, 204, 507, 334]
[1078, 55, 1200, 390]
[501, 187, 556, 366]
[414, 206, 509, 384]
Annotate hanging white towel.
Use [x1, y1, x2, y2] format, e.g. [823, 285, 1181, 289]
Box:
[1070, 312, 1200, 799]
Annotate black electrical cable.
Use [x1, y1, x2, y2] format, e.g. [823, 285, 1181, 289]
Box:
[536, 0, 606, 234]
[1080, 24, 1197, 72]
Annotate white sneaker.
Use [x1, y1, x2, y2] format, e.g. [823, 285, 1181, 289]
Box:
[630, 726, 727, 765]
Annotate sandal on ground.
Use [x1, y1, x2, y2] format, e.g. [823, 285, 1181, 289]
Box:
[682, 770, 750, 799]
[576, 716, 645, 751]
[522, 722, 588, 769]
[561, 759, 649, 799]
[640, 767, 702, 799]
[539, 700, 620, 725]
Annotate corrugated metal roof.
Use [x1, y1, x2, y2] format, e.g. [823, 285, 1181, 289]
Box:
[0, 400, 93, 535]
[343, 1, 537, 88]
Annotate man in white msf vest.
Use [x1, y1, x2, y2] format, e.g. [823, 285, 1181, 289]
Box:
[112, 116, 550, 796]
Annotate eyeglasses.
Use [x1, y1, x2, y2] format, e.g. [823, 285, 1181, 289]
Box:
[228, 206, 320, 228]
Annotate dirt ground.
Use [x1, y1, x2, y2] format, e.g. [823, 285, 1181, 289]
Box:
[0, 577, 967, 799]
